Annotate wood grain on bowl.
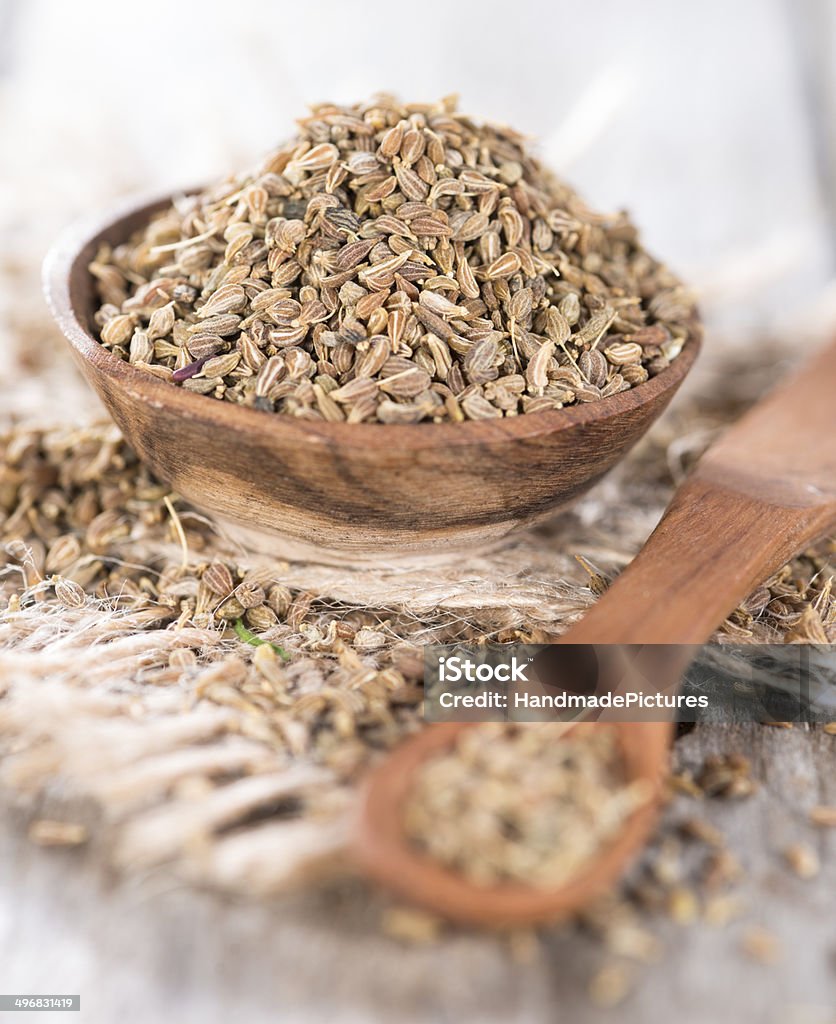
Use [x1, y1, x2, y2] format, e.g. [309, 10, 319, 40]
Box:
[44, 195, 701, 563]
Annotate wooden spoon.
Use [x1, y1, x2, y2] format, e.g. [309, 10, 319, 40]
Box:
[355, 336, 836, 927]
[44, 193, 699, 566]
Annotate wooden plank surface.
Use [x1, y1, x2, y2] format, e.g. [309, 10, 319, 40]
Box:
[2, 724, 834, 1024]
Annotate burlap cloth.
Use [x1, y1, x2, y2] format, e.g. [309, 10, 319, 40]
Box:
[0, 225, 834, 905]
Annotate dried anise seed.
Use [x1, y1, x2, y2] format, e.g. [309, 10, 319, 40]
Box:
[90, 96, 696, 424]
[202, 561, 234, 596]
[404, 724, 650, 888]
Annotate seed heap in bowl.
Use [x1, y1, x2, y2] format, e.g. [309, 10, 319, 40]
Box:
[89, 96, 696, 424]
[403, 724, 650, 888]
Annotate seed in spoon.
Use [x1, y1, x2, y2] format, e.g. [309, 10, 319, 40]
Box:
[403, 724, 650, 889]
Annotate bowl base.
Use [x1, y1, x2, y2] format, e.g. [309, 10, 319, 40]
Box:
[212, 513, 519, 569]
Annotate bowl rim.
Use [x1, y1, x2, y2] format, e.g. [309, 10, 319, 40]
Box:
[43, 189, 701, 452]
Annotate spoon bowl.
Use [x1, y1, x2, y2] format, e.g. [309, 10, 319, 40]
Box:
[44, 193, 700, 566]
[356, 720, 671, 927]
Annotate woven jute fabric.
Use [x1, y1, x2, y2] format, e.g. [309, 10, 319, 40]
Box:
[0, 234, 834, 898]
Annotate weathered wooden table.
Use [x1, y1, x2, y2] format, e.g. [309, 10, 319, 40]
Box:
[2, 724, 834, 1024]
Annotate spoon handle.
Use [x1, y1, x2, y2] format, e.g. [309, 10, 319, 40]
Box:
[563, 338, 836, 646]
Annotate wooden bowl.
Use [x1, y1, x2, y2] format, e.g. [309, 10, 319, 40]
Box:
[44, 193, 700, 565]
